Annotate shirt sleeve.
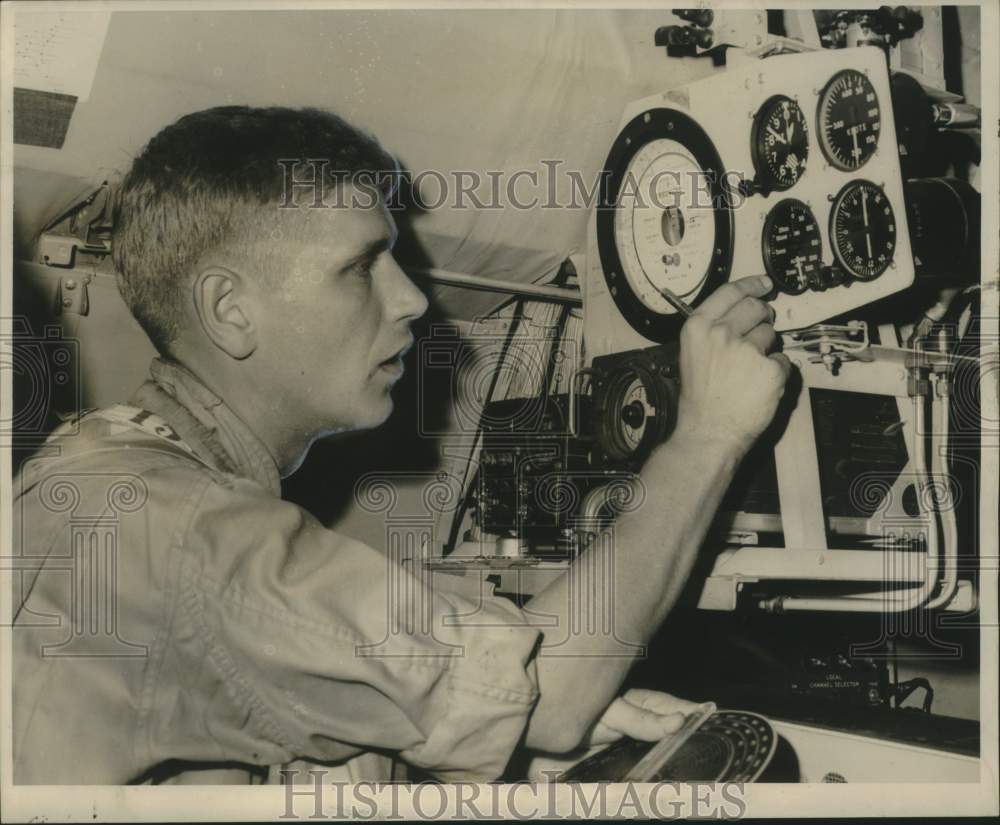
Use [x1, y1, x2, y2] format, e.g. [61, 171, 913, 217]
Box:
[148, 471, 540, 782]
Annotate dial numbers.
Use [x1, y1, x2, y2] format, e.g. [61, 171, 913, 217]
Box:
[817, 69, 881, 171]
[829, 180, 895, 281]
[613, 138, 716, 314]
[762, 199, 823, 294]
[752, 95, 809, 191]
[596, 108, 732, 343]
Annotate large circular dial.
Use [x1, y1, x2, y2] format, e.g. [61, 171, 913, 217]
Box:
[829, 180, 896, 281]
[751, 95, 808, 191]
[762, 199, 823, 294]
[597, 108, 733, 342]
[817, 69, 881, 171]
[613, 138, 716, 308]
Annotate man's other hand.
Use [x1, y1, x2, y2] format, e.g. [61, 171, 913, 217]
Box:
[674, 275, 792, 455]
[586, 688, 702, 746]
[525, 689, 703, 781]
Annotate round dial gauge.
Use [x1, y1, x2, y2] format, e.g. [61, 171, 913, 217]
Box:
[594, 361, 675, 466]
[751, 95, 808, 191]
[619, 377, 654, 454]
[613, 138, 716, 311]
[762, 199, 823, 295]
[829, 180, 896, 281]
[597, 109, 733, 343]
[817, 69, 881, 171]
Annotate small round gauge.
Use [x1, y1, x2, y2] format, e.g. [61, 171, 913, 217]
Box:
[594, 361, 675, 466]
[817, 69, 881, 171]
[751, 95, 809, 191]
[618, 377, 655, 455]
[597, 108, 733, 343]
[829, 180, 896, 281]
[761, 199, 823, 294]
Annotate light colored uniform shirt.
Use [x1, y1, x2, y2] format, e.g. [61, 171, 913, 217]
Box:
[12, 359, 541, 784]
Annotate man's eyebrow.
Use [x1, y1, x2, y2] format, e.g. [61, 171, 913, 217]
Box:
[338, 237, 391, 272]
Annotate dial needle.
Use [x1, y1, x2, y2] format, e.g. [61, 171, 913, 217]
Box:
[861, 189, 873, 258]
[767, 126, 786, 144]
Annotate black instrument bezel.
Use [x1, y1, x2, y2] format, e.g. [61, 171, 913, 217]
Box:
[761, 197, 820, 295]
[816, 68, 881, 172]
[751, 94, 809, 192]
[596, 108, 734, 343]
[828, 179, 896, 281]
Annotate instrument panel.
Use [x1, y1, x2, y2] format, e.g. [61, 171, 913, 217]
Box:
[585, 46, 915, 357]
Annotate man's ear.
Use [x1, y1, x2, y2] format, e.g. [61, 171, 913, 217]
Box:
[191, 266, 257, 359]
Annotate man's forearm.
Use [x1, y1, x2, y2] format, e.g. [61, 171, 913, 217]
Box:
[524, 428, 742, 751]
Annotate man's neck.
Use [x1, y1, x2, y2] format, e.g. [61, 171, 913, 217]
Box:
[167, 351, 311, 478]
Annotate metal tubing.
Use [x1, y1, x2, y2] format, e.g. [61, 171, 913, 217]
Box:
[407, 266, 582, 305]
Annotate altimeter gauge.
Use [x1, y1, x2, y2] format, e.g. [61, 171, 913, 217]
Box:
[762, 199, 823, 294]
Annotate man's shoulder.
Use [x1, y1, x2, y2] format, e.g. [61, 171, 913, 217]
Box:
[14, 406, 227, 500]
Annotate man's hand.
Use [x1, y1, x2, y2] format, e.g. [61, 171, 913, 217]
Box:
[525, 690, 702, 781]
[586, 688, 702, 746]
[674, 275, 792, 456]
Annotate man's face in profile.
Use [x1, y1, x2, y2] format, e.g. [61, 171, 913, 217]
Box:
[247, 189, 428, 438]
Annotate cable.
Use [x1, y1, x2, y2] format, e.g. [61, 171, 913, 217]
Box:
[443, 299, 526, 555]
[444, 262, 580, 555]
[925, 372, 959, 609]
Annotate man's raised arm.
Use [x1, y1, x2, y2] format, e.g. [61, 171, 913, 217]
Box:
[524, 274, 791, 752]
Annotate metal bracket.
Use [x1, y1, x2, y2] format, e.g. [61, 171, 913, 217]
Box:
[53, 274, 91, 317]
[37, 182, 113, 269]
[782, 322, 870, 374]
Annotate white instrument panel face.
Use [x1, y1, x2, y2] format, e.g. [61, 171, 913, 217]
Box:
[585, 46, 915, 358]
[614, 138, 715, 315]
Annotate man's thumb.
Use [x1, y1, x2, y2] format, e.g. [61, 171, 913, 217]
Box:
[604, 701, 686, 741]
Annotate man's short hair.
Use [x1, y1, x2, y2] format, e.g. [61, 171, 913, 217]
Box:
[112, 106, 396, 355]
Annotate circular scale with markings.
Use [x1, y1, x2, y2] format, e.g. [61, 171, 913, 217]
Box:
[651, 711, 777, 783]
[829, 179, 897, 281]
[559, 711, 778, 783]
[592, 357, 676, 467]
[762, 199, 824, 294]
[596, 108, 734, 343]
[817, 68, 882, 172]
[749, 94, 809, 194]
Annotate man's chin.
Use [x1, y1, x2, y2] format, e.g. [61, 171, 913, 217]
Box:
[318, 400, 394, 440]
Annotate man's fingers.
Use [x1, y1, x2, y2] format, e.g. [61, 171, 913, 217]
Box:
[720, 297, 775, 338]
[745, 320, 779, 354]
[768, 351, 794, 378]
[624, 688, 702, 717]
[600, 699, 686, 742]
[692, 275, 773, 321]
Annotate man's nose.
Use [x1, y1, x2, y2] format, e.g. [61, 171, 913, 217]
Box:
[385, 257, 429, 322]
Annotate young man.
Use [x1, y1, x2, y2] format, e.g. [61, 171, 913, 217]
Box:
[12, 107, 789, 784]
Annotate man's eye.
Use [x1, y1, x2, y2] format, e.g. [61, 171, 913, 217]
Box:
[354, 259, 376, 277]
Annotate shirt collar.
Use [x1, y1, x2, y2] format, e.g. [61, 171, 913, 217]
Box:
[129, 358, 282, 496]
